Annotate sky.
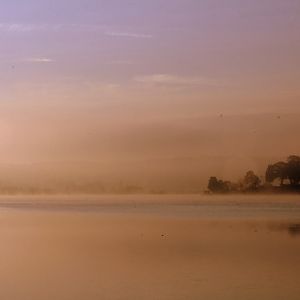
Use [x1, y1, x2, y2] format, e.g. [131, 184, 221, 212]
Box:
[0, 0, 299, 192]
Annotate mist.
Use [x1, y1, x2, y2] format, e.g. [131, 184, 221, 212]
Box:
[0, 0, 299, 193]
[1, 107, 299, 193]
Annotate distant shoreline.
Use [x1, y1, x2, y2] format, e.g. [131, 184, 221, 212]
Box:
[0, 189, 299, 196]
[205, 185, 300, 195]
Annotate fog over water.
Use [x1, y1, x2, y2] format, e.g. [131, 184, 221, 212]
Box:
[0, 0, 300, 193]
[1, 113, 299, 193]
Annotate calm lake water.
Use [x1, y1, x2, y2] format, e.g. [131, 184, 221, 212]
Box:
[0, 195, 299, 300]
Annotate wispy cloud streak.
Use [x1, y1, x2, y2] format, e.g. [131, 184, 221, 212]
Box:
[105, 60, 134, 65]
[0, 23, 152, 40]
[24, 58, 54, 63]
[0, 23, 39, 32]
[0, 23, 108, 33]
[105, 31, 153, 39]
[135, 74, 222, 87]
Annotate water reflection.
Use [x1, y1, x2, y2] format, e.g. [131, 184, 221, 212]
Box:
[288, 224, 300, 236]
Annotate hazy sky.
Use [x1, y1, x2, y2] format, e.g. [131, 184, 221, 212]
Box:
[0, 1, 299, 189]
[1, 0, 299, 112]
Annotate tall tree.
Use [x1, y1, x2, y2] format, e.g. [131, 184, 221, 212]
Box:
[243, 171, 261, 191]
[287, 155, 300, 186]
[266, 161, 289, 186]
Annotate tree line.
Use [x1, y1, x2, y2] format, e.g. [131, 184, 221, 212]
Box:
[208, 155, 300, 194]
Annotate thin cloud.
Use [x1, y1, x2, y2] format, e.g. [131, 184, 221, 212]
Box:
[0, 23, 67, 32]
[105, 31, 153, 39]
[0, 23, 107, 33]
[105, 60, 134, 65]
[0, 23, 39, 32]
[134, 74, 221, 87]
[0, 23, 152, 40]
[24, 58, 54, 63]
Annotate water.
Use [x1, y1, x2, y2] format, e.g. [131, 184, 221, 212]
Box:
[1, 194, 300, 218]
[0, 195, 299, 300]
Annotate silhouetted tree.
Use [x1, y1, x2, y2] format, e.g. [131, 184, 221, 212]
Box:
[266, 161, 289, 186]
[208, 177, 221, 193]
[243, 170, 261, 191]
[266, 156, 300, 187]
[287, 155, 300, 186]
[207, 155, 300, 194]
[208, 177, 229, 193]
